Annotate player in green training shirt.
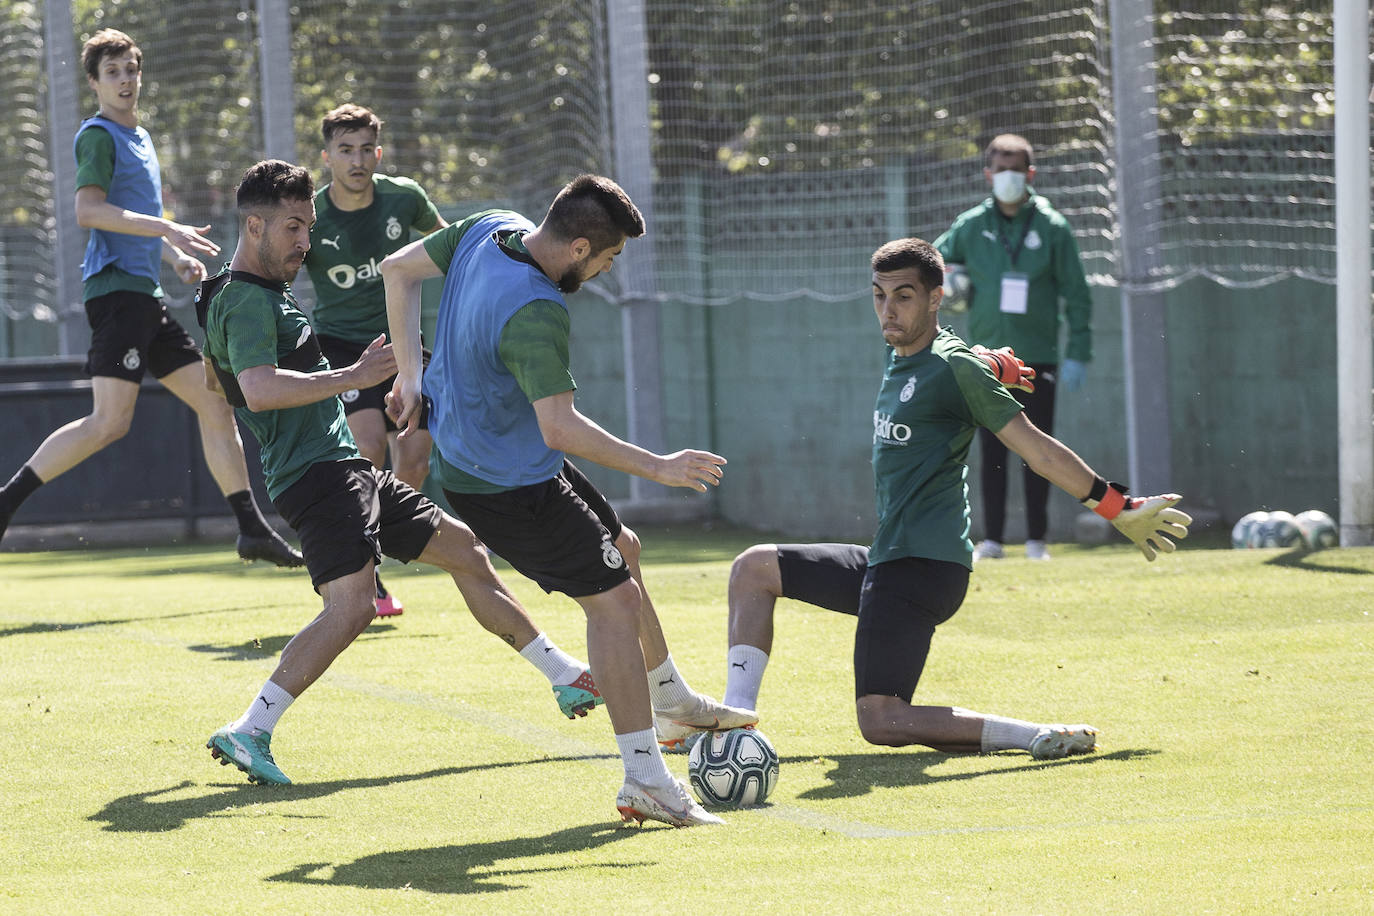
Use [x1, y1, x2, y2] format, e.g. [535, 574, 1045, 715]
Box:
[302, 104, 447, 616]
[201, 160, 602, 787]
[711, 238, 1191, 761]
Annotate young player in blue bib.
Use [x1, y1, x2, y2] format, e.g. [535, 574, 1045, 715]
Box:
[0, 28, 300, 568]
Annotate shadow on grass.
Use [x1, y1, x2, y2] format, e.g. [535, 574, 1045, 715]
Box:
[185, 623, 440, 662]
[0, 549, 311, 580]
[0, 606, 276, 640]
[1262, 549, 1372, 575]
[267, 823, 648, 894]
[790, 747, 1157, 800]
[90, 755, 620, 833]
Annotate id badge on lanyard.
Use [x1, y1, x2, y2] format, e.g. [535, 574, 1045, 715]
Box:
[999, 272, 1029, 314]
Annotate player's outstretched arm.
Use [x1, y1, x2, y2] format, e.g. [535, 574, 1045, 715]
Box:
[532, 391, 726, 491]
[994, 413, 1191, 560]
[75, 186, 220, 259]
[380, 239, 443, 434]
[236, 339, 396, 413]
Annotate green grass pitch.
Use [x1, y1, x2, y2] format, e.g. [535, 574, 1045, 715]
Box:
[3, 528, 1372, 913]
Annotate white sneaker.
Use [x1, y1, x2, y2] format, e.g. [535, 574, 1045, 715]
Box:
[1029, 724, 1098, 760]
[654, 694, 758, 752]
[973, 539, 1004, 561]
[1025, 540, 1051, 561]
[616, 776, 724, 827]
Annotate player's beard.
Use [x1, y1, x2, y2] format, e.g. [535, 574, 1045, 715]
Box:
[556, 255, 592, 294]
[258, 237, 304, 284]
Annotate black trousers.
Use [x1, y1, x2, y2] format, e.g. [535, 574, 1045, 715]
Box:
[977, 362, 1058, 543]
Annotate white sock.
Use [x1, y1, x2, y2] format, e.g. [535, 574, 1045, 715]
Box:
[980, 715, 1042, 752]
[518, 632, 585, 686]
[723, 644, 769, 710]
[647, 653, 695, 711]
[232, 680, 295, 736]
[616, 728, 674, 786]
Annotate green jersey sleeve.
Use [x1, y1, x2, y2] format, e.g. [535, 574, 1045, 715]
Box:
[74, 126, 116, 192]
[421, 209, 502, 274]
[498, 300, 576, 403]
[402, 178, 442, 233]
[947, 348, 1024, 434]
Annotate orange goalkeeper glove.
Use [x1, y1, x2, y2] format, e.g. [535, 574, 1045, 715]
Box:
[972, 344, 1036, 393]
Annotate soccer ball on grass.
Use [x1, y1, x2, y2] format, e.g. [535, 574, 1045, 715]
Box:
[688, 726, 779, 808]
[1257, 511, 1303, 549]
[1293, 509, 1338, 551]
[1230, 511, 1269, 549]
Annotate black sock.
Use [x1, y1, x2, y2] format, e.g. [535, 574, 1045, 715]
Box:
[226, 489, 272, 538]
[0, 465, 42, 515]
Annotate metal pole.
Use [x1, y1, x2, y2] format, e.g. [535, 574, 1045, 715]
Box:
[43, 0, 85, 356]
[606, 0, 669, 505]
[1333, 0, 1374, 545]
[1108, 0, 1172, 494]
[256, 0, 297, 162]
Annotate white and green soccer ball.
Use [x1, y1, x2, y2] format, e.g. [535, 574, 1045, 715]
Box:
[688, 726, 779, 808]
[1231, 511, 1269, 549]
[941, 264, 970, 312]
[1257, 511, 1303, 549]
[1294, 509, 1338, 551]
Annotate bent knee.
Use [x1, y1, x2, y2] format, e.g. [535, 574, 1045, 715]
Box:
[730, 544, 782, 596]
[614, 525, 642, 565]
[855, 696, 905, 747]
[432, 520, 496, 576]
[88, 411, 134, 446]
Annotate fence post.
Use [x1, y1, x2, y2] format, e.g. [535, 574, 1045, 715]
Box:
[42, 0, 85, 357]
[1109, 0, 1172, 495]
[256, 0, 297, 162]
[1334, 0, 1374, 545]
[605, 0, 672, 507]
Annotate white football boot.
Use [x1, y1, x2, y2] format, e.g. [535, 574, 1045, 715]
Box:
[1029, 724, 1098, 760]
[654, 694, 757, 752]
[616, 776, 724, 827]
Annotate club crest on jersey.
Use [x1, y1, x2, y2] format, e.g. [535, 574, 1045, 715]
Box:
[122, 348, 141, 371]
[386, 216, 402, 241]
[899, 374, 917, 402]
[1024, 229, 1042, 250]
[341, 388, 360, 403]
[327, 257, 383, 290]
[601, 539, 625, 570]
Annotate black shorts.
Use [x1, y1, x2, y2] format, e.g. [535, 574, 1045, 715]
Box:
[83, 289, 202, 382]
[442, 459, 630, 598]
[776, 544, 968, 701]
[271, 457, 443, 590]
[317, 333, 429, 433]
[777, 542, 870, 615]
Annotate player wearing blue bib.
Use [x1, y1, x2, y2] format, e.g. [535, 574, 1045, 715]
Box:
[203, 161, 603, 787]
[0, 28, 299, 568]
[382, 175, 755, 828]
[716, 238, 1191, 761]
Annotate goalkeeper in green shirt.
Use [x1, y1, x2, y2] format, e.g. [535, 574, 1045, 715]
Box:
[935, 134, 1093, 561]
[713, 237, 1189, 760]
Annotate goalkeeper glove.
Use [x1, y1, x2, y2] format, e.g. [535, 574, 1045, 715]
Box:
[1081, 477, 1192, 561]
[972, 344, 1036, 393]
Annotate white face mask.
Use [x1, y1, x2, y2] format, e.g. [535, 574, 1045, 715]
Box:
[991, 169, 1027, 204]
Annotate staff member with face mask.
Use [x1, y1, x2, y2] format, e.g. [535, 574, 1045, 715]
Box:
[934, 134, 1093, 563]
